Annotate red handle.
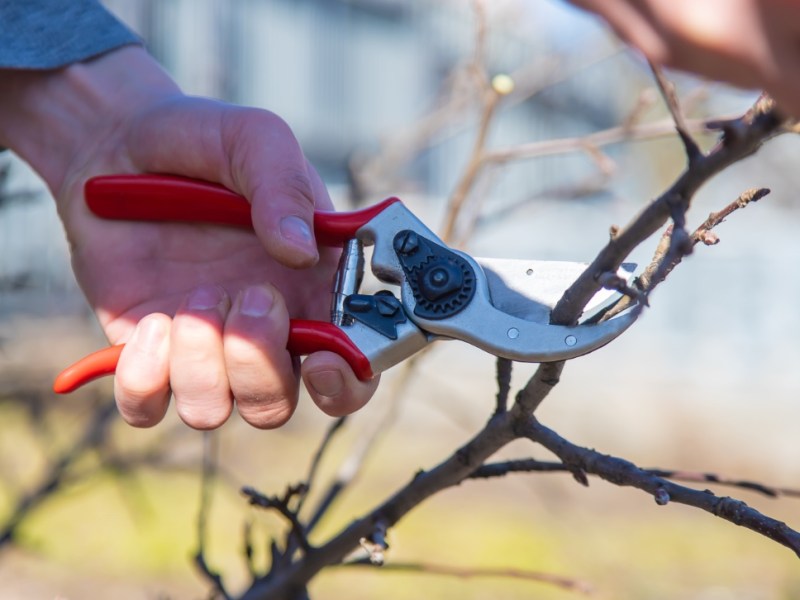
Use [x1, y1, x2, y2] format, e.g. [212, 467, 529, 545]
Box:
[85, 174, 400, 246]
[53, 344, 124, 394]
[53, 320, 374, 394]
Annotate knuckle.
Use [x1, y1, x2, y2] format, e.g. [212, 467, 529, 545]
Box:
[115, 366, 164, 400]
[258, 166, 315, 209]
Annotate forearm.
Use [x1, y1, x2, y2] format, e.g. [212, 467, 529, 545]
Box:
[0, 46, 181, 197]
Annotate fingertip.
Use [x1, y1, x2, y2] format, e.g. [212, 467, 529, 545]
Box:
[254, 205, 318, 269]
[302, 352, 379, 417]
[278, 214, 319, 264]
[176, 400, 233, 431]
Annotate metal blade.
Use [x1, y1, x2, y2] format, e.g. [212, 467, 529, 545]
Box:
[476, 258, 636, 324]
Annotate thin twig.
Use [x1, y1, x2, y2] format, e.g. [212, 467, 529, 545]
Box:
[242, 487, 312, 553]
[306, 356, 423, 535]
[294, 416, 347, 516]
[440, 1, 500, 243]
[338, 559, 594, 595]
[596, 187, 770, 321]
[649, 61, 703, 161]
[194, 432, 230, 599]
[483, 116, 718, 165]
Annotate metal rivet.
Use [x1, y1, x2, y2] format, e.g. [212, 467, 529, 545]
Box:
[507, 327, 520, 339]
[525, 268, 534, 276]
[565, 335, 577, 347]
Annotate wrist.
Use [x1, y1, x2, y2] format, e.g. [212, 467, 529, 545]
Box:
[0, 45, 181, 195]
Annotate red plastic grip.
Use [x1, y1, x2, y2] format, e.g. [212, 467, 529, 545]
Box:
[312, 197, 400, 246]
[53, 320, 373, 394]
[53, 344, 123, 394]
[287, 320, 374, 381]
[85, 174, 400, 246]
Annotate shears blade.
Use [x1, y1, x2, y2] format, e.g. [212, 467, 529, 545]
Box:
[477, 258, 636, 324]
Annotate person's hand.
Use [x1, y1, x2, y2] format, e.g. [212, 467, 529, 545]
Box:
[571, 0, 800, 116]
[0, 46, 379, 429]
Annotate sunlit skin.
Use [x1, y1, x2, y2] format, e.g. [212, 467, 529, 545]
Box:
[0, 46, 378, 430]
[571, 0, 800, 116]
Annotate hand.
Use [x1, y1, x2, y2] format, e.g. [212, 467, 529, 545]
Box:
[571, 0, 800, 116]
[0, 46, 379, 429]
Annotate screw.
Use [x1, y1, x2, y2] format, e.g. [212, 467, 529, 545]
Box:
[376, 296, 399, 317]
[507, 327, 520, 339]
[394, 230, 419, 256]
[565, 335, 577, 347]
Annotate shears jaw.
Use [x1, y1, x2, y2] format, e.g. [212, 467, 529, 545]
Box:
[524, 307, 639, 362]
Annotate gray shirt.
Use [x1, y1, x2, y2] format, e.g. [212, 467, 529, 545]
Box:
[0, 0, 139, 69]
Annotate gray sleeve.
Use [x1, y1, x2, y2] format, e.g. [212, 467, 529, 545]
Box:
[0, 0, 141, 69]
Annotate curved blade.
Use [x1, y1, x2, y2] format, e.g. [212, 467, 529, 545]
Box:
[477, 258, 635, 323]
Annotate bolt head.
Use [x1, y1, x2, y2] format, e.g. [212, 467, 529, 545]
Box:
[376, 296, 400, 317]
[393, 230, 420, 256]
[420, 262, 462, 301]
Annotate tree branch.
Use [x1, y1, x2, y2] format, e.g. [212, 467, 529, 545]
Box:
[471, 458, 800, 499]
[518, 417, 800, 558]
[595, 186, 770, 321]
[550, 97, 784, 327]
[238, 412, 518, 599]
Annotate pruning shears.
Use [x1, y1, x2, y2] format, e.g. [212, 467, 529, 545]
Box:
[53, 174, 638, 394]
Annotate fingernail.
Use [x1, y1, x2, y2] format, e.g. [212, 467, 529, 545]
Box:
[307, 369, 344, 398]
[280, 215, 315, 250]
[240, 285, 273, 317]
[187, 284, 225, 310]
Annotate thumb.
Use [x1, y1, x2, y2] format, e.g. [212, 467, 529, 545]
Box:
[127, 97, 329, 268]
[241, 115, 325, 269]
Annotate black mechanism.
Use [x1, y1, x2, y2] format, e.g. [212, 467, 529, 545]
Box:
[393, 230, 476, 320]
[343, 291, 407, 339]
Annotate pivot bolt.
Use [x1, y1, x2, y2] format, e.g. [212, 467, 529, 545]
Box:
[420, 262, 463, 301]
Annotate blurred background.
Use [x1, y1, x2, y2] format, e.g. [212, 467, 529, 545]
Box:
[2, 1, 800, 598]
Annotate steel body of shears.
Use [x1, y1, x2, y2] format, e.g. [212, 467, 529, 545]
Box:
[53, 174, 638, 394]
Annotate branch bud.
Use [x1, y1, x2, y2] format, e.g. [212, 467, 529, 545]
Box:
[491, 74, 515, 96]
